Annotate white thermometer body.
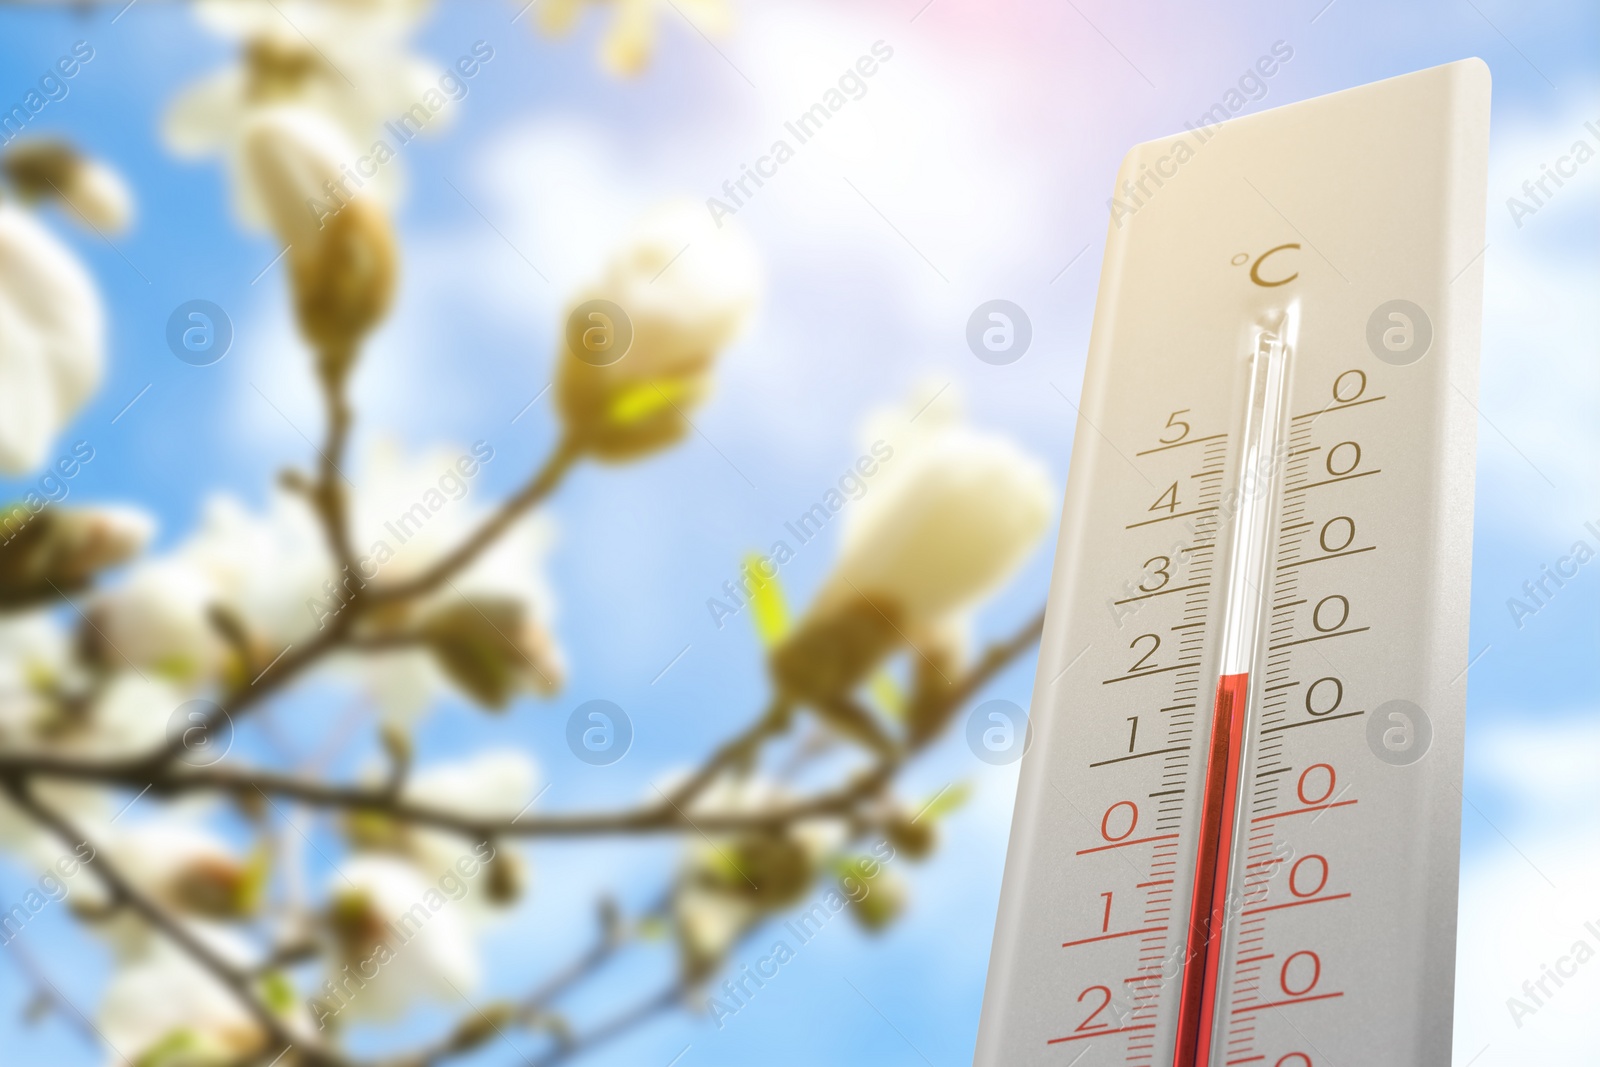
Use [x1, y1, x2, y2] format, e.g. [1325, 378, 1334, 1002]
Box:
[977, 60, 1491, 1067]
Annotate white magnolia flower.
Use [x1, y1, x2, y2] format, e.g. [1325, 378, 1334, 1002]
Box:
[0, 203, 103, 475]
[183, 492, 336, 650]
[165, 3, 445, 230]
[0, 613, 74, 742]
[238, 104, 399, 359]
[322, 853, 479, 1020]
[539, 0, 732, 76]
[89, 556, 227, 685]
[240, 104, 362, 248]
[584, 199, 758, 371]
[399, 750, 536, 911]
[108, 819, 251, 917]
[341, 440, 562, 718]
[76, 673, 188, 759]
[671, 776, 837, 973]
[90, 441, 559, 723]
[194, 0, 432, 45]
[0, 620, 177, 765]
[0, 504, 154, 609]
[98, 931, 266, 1064]
[823, 384, 1053, 653]
[89, 492, 325, 688]
[769, 386, 1051, 716]
[558, 201, 759, 459]
[675, 879, 752, 972]
[84, 815, 255, 959]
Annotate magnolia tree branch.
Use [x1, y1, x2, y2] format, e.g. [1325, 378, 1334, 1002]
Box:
[366, 435, 583, 606]
[0, 610, 1045, 841]
[0, 606, 1044, 1064]
[0, 780, 343, 1067]
[313, 362, 359, 577]
[913, 606, 1048, 741]
[412, 801, 955, 1067]
[664, 696, 791, 808]
[398, 981, 685, 1067]
[0, 23, 1061, 1067]
[0, 138, 1051, 1060]
[530, 984, 684, 1067]
[126, 435, 581, 774]
[1, 334, 1043, 1060]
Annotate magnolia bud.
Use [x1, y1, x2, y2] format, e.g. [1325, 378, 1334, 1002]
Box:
[171, 853, 257, 919]
[848, 868, 907, 932]
[555, 202, 757, 461]
[417, 595, 562, 709]
[241, 106, 396, 367]
[882, 812, 936, 861]
[2, 139, 134, 232]
[484, 849, 526, 905]
[712, 834, 813, 910]
[0, 202, 104, 475]
[241, 38, 321, 101]
[768, 591, 902, 707]
[289, 196, 396, 376]
[0, 505, 152, 609]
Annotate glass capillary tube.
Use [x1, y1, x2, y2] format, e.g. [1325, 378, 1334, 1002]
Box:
[1216, 308, 1296, 678]
[1173, 304, 1298, 1067]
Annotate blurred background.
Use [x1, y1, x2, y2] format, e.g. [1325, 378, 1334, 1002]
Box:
[0, 0, 1594, 1064]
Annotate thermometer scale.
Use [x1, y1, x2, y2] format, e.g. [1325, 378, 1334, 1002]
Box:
[977, 61, 1490, 1066]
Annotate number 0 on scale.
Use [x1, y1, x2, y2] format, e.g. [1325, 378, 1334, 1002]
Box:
[977, 61, 1491, 1066]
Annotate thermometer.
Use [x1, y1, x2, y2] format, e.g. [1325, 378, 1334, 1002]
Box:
[977, 60, 1490, 1066]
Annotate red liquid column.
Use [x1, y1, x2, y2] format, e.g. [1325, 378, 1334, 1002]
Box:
[1173, 672, 1251, 1067]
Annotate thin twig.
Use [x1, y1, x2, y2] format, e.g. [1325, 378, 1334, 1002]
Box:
[367, 437, 582, 605]
[0, 752, 893, 838]
[381, 897, 640, 1067]
[314, 361, 359, 576]
[0, 781, 340, 1067]
[665, 697, 790, 807]
[531, 983, 684, 1067]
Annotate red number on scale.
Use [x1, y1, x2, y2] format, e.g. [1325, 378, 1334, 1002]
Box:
[1297, 763, 1336, 805]
[1280, 951, 1322, 997]
[1101, 801, 1138, 841]
[1074, 985, 1113, 1031]
[1289, 855, 1329, 898]
[1276, 1056, 1312, 1067]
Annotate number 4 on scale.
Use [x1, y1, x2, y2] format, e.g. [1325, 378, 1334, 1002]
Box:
[1150, 482, 1180, 514]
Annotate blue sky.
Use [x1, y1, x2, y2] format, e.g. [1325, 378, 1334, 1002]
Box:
[0, 0, 1596, 1064]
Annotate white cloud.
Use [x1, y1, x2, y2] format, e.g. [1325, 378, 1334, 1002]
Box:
[1473, 88, 1600, 543]
[1454, 713, 1600, 1063]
